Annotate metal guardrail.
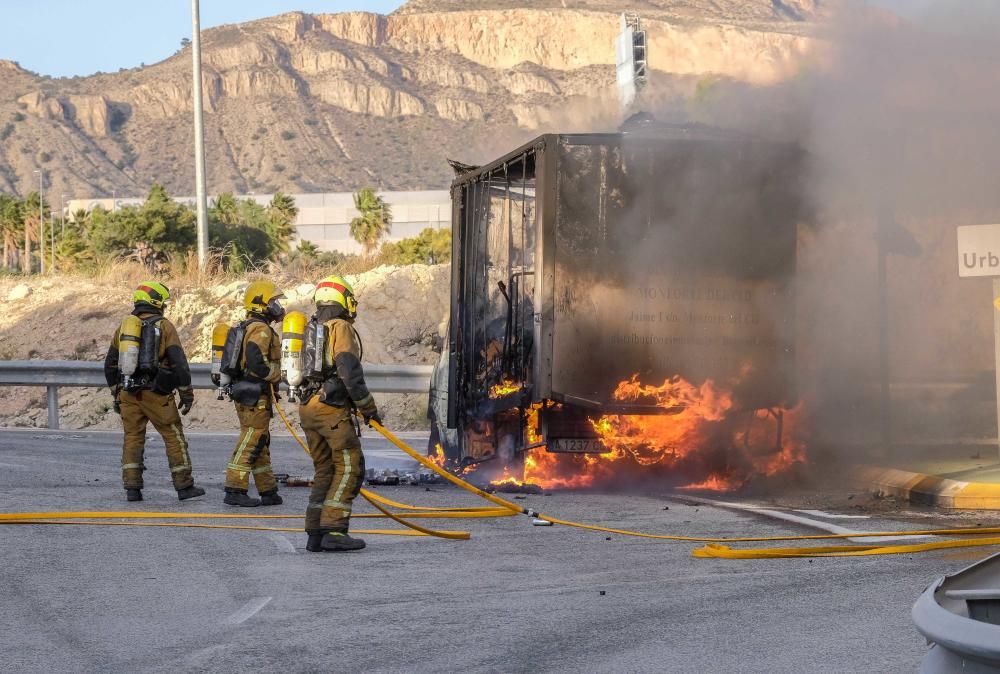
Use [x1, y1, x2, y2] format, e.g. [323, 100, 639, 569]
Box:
[0, 360, 433, 430]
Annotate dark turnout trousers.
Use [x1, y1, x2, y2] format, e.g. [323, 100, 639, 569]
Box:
[224, 398, 277, 494]
[299, 395, 365, 533]
[119, 389, 193, 490]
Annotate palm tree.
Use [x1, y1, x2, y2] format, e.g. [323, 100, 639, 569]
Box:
[350, 188, 391, 258]
[0, 195, 22, 270]
[210, 192, 241, 226]
[70, 208, 91, 228]
[266, 191, 298, 255]
[20, 192, 47, 274]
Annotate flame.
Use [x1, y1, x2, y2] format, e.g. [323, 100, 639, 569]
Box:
[430, 444, 447, 467]
[429, 442, 477, 476]
[489, 467, 529, 489]
[489, 379, 523, 398]
[678, 475, 738, 491]
[520, 373, 806, 492]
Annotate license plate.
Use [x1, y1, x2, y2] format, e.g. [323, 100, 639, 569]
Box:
[549, 438, 607, 454]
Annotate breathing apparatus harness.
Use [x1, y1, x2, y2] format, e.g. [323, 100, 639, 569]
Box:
[298, 306, 364, 422]
[117, 306, 165, 394]
[217, 313, 279, 405]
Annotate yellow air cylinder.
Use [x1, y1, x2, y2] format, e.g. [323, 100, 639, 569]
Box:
[210, 323, 230, 378]
[211, 323, 231, 399]
[117, 315, 143, 387]
[281, 311, 307, 400]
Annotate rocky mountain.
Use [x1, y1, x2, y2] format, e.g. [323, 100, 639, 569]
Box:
[0, 0, 829, 200]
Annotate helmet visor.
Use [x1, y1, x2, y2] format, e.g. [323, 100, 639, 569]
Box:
[266, 295, 286, 321]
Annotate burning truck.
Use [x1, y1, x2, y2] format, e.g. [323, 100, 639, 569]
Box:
[428, 120, 807, 490]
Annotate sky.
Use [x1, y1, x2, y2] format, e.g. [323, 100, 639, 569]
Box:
[0, 1, 406, 78]
[0, 0, 959, 79]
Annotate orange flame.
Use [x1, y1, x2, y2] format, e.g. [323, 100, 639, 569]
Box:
[430, 444, 447, 467]
[521, 373, 806, 492]
[489, 379, 522, 398]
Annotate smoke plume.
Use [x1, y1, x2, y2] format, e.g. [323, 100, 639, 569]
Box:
[680, 0, 1000, 449]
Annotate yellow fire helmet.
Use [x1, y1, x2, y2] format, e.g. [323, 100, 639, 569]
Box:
[243, 279, 286, 319]
[314, 275, 358, 318]
[132, 281, 171, 309]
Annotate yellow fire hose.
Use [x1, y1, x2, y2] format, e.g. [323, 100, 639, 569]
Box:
[365, 418, 1000, 559]
[5, 389, 1000, 557]
[270, 388, 513, 540]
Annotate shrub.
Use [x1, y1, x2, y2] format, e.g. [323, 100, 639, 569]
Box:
[380, 227, 451, 265]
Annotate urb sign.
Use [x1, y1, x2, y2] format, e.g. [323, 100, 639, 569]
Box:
[957, 224, 1000, 278]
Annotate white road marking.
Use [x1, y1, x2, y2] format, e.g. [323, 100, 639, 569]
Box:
[268, 532, 297, 553]
[710, 500, 933, 543]
[794, 509, 870, 520]
[0, 461, 27, 469]
[225, 596, 272, 625]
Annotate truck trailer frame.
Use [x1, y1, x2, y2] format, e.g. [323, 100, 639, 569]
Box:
[431, 125, 804, 466]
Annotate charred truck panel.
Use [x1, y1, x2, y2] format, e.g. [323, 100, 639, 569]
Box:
[433, 129, 803, 466]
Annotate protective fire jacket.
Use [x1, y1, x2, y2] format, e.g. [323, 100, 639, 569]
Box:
[315, 305, 374, 411]
[103, 304, 192, 394]
[241, 318, 281, 384]
[229, 316, 281, 405]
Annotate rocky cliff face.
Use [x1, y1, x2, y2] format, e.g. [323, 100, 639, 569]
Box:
[0, 0, 828, 200]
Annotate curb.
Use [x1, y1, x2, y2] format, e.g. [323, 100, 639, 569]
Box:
[862, 466, 1000, 509]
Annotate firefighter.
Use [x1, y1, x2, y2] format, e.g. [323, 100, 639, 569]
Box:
[299, 275, 379, 552]
[223, 280, 286, 507]
[104, 281, 205, 502]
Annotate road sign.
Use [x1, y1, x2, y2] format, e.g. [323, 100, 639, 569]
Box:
[958, 224, 1000, 458]
[957, 223, 1000, 278]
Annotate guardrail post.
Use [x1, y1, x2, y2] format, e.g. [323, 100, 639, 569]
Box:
[46, 385, 59, 430]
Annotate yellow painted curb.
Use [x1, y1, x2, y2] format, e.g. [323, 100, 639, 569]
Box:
[863, 466, 1000, 509]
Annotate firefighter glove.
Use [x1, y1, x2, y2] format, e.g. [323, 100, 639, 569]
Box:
[177, 386, 195, 415]
[111, 385, 121, 415]
[362, 406, 382, 427]
[356, 396, 379, 426]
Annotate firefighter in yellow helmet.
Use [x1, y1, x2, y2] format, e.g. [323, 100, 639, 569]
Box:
[104, 281, 205, 502]
[223, 280, 286, 507]
[299, 275, 378, 552]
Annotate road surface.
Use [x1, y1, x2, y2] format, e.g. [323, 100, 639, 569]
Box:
[0, 428, 980, 672]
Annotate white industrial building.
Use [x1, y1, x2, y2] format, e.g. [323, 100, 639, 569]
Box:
[66, 190, 451, 255]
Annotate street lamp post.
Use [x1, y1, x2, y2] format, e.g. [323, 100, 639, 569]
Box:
[191, 0, 209, 269]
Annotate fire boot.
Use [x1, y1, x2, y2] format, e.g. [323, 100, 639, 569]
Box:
[259, 489, 283, 506]
[177, 485, 206, 501]
[126, 489, 143, 502]
[320, 530, 366, 552]
[306, 531, 325, 553]
[224, 488, 261, 507]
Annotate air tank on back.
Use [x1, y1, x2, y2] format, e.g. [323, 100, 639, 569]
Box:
[281, 311, 307, 402]
[211, 323, 231, 400]
[117, 315, 143, 389]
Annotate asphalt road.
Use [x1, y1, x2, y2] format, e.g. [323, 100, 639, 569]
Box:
[0, 428, 982, 673]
